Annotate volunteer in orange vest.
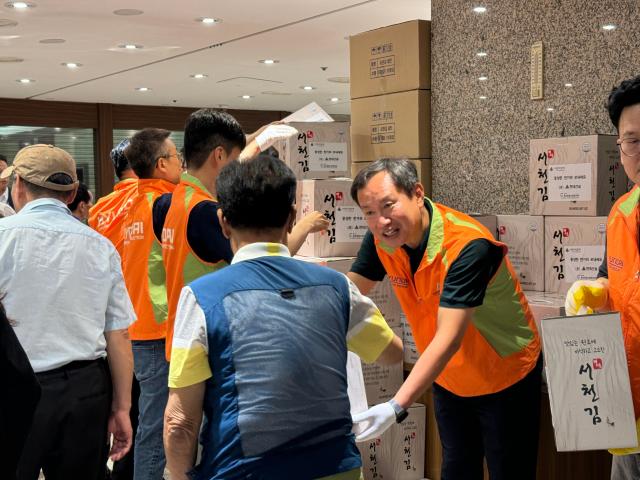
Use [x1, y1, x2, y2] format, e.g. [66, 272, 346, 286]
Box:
[121, 128, 182, 480]
[348, 159, 541, 480]
[565, 74, 640, 480]
[156, 109, 330, 360]
[88, 139, 138, 256]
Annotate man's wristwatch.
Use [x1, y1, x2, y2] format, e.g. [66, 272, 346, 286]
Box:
[388, 399, 409, 424]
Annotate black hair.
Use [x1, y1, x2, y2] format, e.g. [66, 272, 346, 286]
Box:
[608, 75, 640, 130]
[183, 109, 246, 170]
[216, 154, 296, 230]
[68, 182, 91, 211]
[350, 158, 419, 205]
[125, 128, 171, 179]
[21, 174, 74, 202]
[111, 138, 132, 179]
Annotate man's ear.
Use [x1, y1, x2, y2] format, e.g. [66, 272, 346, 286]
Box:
[217, 208, 231, 239]
[65, 184, 79, 205]
[414, 182, 425, 203]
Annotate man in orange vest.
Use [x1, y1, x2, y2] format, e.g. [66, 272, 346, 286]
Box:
[156, 109, 330, 361]
[88, 139, 138, 256]
[121, 128, 182, 480]
[565, 75, 640, 479]
[348, 159, 541, 480]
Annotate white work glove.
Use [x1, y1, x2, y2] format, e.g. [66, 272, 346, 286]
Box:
[255, 124, 298, 151]
[564, 280, 608, 316]
[352, 401, 396, 442]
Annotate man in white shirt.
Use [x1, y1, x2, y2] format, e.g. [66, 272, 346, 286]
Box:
[0, 144, 136, 480]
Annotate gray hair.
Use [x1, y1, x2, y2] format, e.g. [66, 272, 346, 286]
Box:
[350, 158, 419, 205]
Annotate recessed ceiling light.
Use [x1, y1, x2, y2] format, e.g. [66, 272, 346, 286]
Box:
[120, 43, 142, 50]
[5, 2, 35, 9]
[135, 87, 150, 92]
[479, 95, 487, 100]
[54, 127, 61, 132]
[478, 75, 488, 81]
[259, 59, 279, 65]
[39, 38, 65, 44]
[197, 17, 221, 24]
[113, 9, 143, 15]
[190, 73, 208, 79]
[301, 86, 315, 91]
[564, 83, 573, 88]
[476, 51, 488, 57]
[473, 6, 487, 13]
[62, 62, 81, 68]
[546, 107, 555, 111]
[0, 18, 18, 27]
[0, 56, 22, 62]
[241, 95, 252, 99]
[602, 24, 616, 31]
[17, 78, 33, 83]
[330, 97, 340, 102]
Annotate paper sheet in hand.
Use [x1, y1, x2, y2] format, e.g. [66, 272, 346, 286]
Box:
[282, 102, 334, 123]
[347, 351, 368, 435]
[541, 312, 637, 451]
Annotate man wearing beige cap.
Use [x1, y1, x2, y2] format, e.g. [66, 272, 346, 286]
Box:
[0, 144, 137, 480]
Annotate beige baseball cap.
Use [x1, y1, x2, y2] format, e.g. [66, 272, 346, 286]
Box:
[0, 144, 78, 191]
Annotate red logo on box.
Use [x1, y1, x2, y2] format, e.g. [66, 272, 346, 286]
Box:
[306, 130, 314, 139]
[548, 149, 555, 159]
[562, 228, 570, 237]
[335, 192, 343, 201]
[499, 226, 506, 235]
[593, 358, 603, 370]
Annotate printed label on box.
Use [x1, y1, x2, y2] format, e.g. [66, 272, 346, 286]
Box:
[564, 245, 605, 283]
[335, 206, 368, 243]
[308, 142, 347, 172]
[548, 163, 592, 202]
[370, 55, 396, 78]
[370, 123, 395, 144]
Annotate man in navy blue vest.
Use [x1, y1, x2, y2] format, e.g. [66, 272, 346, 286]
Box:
[163, 154, 402, 480]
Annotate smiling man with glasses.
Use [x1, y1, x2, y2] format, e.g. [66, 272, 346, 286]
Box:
[564, 74, 640, 480]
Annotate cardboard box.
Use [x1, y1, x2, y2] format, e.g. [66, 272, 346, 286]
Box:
[470, 214, 497, 239]
[544, 216, 606, 295]
[497, 215, 545, 291]
[529, 135, 626, 216]
[523, 290, 565, 335]
[351, 159, 432, 197]
[293, 255, 354, 275]
[296, 179, 368, 257]
[402, 313, 420, 369]
[361, 326, 404, 405]
[351, 90, 431, 161]
[541, 312, 637, 451]
[276, 122, 351, 180]
[350, 19, 431, 99]
[358, 403, 426, 480]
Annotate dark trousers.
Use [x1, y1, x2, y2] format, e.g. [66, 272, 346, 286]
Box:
[16, 359, 112, 480]
[433, 355, 542, 480]
[111, 375, 140, 480]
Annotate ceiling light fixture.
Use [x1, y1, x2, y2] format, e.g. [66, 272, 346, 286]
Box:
[5, 2, 34, 9]
[473, 6, 487, 13]
[479, 95, 487, 100]
[478, 75, 488, 81]
[546, 107, 555, 111]
[476, 51, 488, 57]
[190, 73, 208, 79]
[241, 95, 252, 99]
[62, 62, 81, 68]
[301, 86, 315, 91]
[330, 97, 340, 102]
[197, 17, 221, 24]
[135, 87, 150, 92]
[564, 83, 573, 88]
[17, 78, 33, 83]
[602, 24, 617, 31]
[113, 9, 143, 15]
[120, 43, 142, 50]
[259, 59, 279, 64]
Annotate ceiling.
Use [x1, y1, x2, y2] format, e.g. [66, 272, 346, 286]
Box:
[0, 0, 430, 115]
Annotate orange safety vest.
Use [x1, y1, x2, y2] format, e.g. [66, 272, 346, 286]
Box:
[88, 178, 138, 256]
[605, 185, 640, 418]
[162, 173, 229, 359]
[122, 179, 176, 341]
[375, 199, 540, 396]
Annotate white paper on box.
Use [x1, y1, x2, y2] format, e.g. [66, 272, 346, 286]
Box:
[282, 101, 333, 122]
[361, 326, 403, 405]
[548, 163, 592, 202]
[541, 312, 637, 451]
[497, 215, 544, 291]
[402, 313, 419, 365]
[347, 351, 368, 435]
[367, 277, 402, 330]
[563, 245, 605, 283]
[335, 206, 368, 243]
[308, 142, 348, 172]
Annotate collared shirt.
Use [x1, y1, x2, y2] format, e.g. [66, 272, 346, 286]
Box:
[0, 198, 135, 372]
[169, 242, 394, 389]
[0, 189, 8, 204]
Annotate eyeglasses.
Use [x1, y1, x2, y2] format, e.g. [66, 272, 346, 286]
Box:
[617, 138, 640, 157]
[158, 151, 184, 167]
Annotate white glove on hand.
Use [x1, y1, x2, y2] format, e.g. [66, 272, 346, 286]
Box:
[255, 124, 298, 151]
[565, 280, 608, 316]
[352, 401, 396, 442]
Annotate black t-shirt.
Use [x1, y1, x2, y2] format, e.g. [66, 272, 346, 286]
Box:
[350, 201, 504, 308]
[153, 193, 233, 264]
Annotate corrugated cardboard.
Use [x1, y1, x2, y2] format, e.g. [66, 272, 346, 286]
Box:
[358, 403, 426, 480]
[296, 179, 367, 257]
[351, 90, 431, 161]
[361, 326, 404, 405]
[497, 215, 545, 291]
[275, 122, 351, 179]
[541, 313, 637, 451]
[544, 216, 606, 295]
[350, 19, 431, 99]
[470, 214, 497, 239]
[402, 313, 420, 370]
[529, 135, 626, 216]
[351, 159, 432, 197]
[523, 290, 565, 336]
